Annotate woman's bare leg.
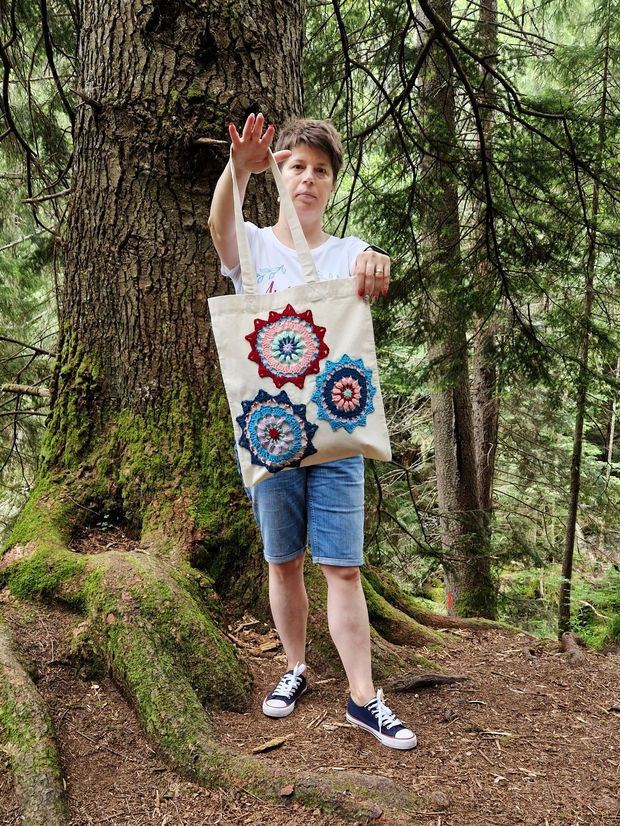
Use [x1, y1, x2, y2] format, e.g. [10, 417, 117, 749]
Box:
[268, 553, 308, 669]
[321, 564, 375, 705]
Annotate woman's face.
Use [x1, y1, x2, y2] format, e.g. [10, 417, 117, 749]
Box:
[279, 143, 336, 223]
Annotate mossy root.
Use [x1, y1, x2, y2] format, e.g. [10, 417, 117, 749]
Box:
[1, 546, 427, 822]
[361, 573, 449, 648]
[0, 619, 68, 826]
[364, 566, 513, 631]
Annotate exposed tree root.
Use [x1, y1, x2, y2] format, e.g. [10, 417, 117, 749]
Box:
[363, 565, 515, 631]
[0, 543, 429, 823]
[0, 494, 492, 824]
[0, 619, 68, 826]
[1, 545, 252, 712]
[560, 631, 588, 666]
[362, 575, 448, 648]
[0, 475, 522, 825]
[384, 673, 469, 692]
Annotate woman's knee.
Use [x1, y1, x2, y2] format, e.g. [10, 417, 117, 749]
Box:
[320, 564, 361, 585]
[269, 552, 306, 583]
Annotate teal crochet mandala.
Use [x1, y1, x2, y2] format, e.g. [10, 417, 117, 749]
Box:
[311, 354, 376, 432]
[236, 389, 318, 472]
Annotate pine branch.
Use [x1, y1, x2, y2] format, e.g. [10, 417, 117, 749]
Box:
[22, 188, 70, 204]
[0, 230, 47, 251]
[0, 336, 55, 357]
[40, 0, 74, 124]
[0, 409, 47, 417]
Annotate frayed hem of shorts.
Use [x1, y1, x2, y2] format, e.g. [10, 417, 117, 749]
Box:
[264, 547, 307, 564]
[311, 556, 364, 567]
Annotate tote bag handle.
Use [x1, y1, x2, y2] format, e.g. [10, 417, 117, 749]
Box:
[229, 146, 320, 296]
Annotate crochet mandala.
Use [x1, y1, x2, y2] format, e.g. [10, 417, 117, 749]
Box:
[236, 389, 318, 472]
[246, 304, 329, 389]
[311, 354, 376, 432]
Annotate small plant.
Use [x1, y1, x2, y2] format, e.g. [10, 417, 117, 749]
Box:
[96, 513, 113, 531]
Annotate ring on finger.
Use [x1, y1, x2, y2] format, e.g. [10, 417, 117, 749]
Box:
[375, 267, 384, 273]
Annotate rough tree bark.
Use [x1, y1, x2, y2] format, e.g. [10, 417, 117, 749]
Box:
[0, 0, 467, 821]
[471, 0, 500, 527]
[416, 0, 497, 619]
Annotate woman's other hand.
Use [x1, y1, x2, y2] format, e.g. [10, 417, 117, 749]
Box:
[229, 114, 291, 174]
[353, 250, 390, 301]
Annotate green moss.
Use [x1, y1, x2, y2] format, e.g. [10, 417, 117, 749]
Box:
[186, 82, 203, 100]
[0, 696, 57, 768]
[361, 568, 448, 649]
[0, 627, 67, 821]
[422, 582, 445, 604]
[40, 334, 105, 472]
[106, 620, 217, 769]
[602, 614, 620, 646]
[4, 549, 87, 608]
[362, 576, 445, 647]
[166, 89, 181, 116]
[3, 477, 73, 555]
[454, 582, 497, 620]
[100, 610, 257, 789]
[77, 565, 106, 610]
[120, 555, 250, 710]
[90, 379, 256, 564]
[19, 339, 258, 577]
[192, 384, 246, 531]
[0, 697, 65, 812]
[191, 381, 261, 576]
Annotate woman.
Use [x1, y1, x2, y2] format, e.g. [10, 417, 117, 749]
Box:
[208, 113, 416, 750]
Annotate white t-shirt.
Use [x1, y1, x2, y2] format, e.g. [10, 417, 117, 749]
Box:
[222, 222, 368, 295]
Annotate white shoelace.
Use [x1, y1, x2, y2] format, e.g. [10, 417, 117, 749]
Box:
[366, 688, 402, 732]
[273, 663, 305, 698]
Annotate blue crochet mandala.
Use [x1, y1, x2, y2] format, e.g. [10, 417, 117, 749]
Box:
[311, 354, 376, 432]
[236, 389, 318, 472]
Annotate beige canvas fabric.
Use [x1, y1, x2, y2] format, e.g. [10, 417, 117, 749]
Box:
[208, 148, 392, 487]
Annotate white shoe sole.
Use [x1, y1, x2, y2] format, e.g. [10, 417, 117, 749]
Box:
[346, 712, 418, 750]
[262, 685, 307, 718]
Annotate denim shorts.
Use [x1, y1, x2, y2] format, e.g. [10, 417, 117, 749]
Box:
[247, 456, 365, 567]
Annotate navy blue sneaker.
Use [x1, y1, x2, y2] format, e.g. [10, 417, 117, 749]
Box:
[262, 663, 307, 718]
[346, 688, 417, 750]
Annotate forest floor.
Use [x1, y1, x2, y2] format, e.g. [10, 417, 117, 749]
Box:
[0, 575, 619, 826]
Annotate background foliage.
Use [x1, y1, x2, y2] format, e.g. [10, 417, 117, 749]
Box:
[1, 0, 618, 642]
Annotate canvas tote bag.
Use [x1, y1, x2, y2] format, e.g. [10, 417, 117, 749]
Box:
[208, 148, 391, 487]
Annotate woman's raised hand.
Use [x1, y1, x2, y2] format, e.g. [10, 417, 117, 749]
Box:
[229, 113, 291, 174]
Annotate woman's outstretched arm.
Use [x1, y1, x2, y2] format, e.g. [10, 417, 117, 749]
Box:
[208, 113, 290, 270]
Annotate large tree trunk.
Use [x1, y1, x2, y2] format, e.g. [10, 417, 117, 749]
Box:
[3, 0, 305, 813]
[471, 0, 500, 523]
[558, 10, 609, 636]
[417, 0, 497, 619]
[51, 0, 304, 567]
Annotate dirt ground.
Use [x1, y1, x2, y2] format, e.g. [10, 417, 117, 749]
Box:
[1, 581, 619, 826]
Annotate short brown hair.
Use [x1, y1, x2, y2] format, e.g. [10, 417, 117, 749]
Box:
[275, 119, 343, 179]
